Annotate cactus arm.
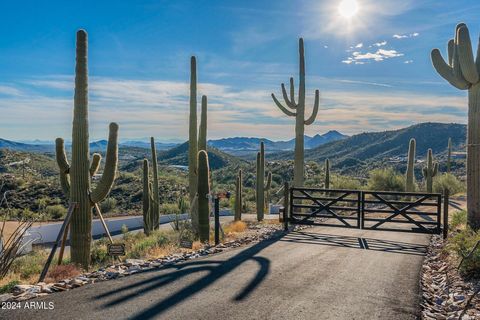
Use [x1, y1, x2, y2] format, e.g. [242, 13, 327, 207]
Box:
[457, 25, 479, 84]
[149, 136, 160, 229]
[90, 123, 118, 203]
[448, 39, 455, 66]
[89, 153, 101, 177]
[289, 77, 296, 106]
[265, 171, 272, 189]
[431, 49, 470, 90]
[304, 90, 320, 125]
[55, 138, 71, 195]
[281, 83, 296, 109]
[189, 56, 198, 206]
[198, 95, 207, 151]
[271, 93, 296, 117]
[433, 163, 438, 176]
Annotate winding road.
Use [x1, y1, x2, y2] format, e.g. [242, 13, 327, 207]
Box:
[6, 225, 431, 320]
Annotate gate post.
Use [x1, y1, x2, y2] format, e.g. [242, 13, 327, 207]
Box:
[443, 189, 449, 239]
[283, 182, 289, 231]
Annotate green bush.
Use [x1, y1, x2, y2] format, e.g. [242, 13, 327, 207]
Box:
[0, 280, 20, 294]
[331, 174, 362, 190]
[433, 173, 465, 195]
[160, 203, 180, 215]
[46, 205, 67, 220]
[90, 238, 109, 265]
[10, 251, 46, 279]
[367, 168, 404, 192]
[450, 210, 467, 230]
[100, 197, 117, 213]
[447, 227, 480, 276]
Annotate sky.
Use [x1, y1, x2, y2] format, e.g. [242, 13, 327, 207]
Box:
[0, 0, 479, 142]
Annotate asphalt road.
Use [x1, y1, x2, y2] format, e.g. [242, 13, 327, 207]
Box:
[7, 226, 429, 320]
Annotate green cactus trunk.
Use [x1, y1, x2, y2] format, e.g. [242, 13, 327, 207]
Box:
[150, 137, 160, 229]
[264, 171, 272, 212]
[55, 30, 118, 268]
[234, 169, 242, 221]
[324, 159, 330, 189]
[423, 149, 438, 193]
[405, 139, 416, 192]
[198, 95, 207, 152]
[256, 142, 265, 221]
[197, 150, 210, 242]
[188, 56, 198, 206]
[142, 159, 154, 235]
[272, 38, 320, 187]
[447, 138, 452, 173]
[431, 23, 480, 230]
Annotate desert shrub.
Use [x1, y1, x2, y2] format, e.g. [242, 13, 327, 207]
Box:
[46, 264, 81, 282]
[160, 203, 180, 215]
[90, 240, 109, 265]
[451, 210, 467, 230]
[45, 205, 67, 220]
[367, 168, 404, 192]
[100, 197, 117, 213]
[331, 174, 362, 190]
[121, 224, 129, 235]
[10, 250, 46, 279]
[0, 280, 20, 294]
[119, 172, 136, 183]
[447, 227, 480, 276]
[433, 173, 465, 195]
[224, 221, 247, 234]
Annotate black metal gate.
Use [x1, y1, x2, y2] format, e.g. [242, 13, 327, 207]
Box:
[361, 191, 441, 234]
[288, 187, 442, 234]
[290, 187, 361, 228]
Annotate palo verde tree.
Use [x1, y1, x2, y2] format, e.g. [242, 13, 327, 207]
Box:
[271, 38, 320, 187]
[431, 23, 480, 229]
[55, 30, 118, 268]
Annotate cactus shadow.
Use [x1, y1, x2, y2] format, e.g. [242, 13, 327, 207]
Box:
[95, 231, 284, 319]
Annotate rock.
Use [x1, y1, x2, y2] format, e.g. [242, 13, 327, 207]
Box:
[0, 294, 13, 302]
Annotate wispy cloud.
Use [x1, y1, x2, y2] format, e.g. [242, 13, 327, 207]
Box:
[373, 41, 387, 47]
[393, 32, 419, 39]
[342, 49, 404, 64]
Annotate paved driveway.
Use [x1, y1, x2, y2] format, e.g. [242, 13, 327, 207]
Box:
[7, 226, 430, 320]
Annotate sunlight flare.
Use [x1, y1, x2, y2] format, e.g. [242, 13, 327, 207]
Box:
[338, 0, 359, 19]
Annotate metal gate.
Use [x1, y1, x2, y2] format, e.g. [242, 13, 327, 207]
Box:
[288, 187, 442, 234]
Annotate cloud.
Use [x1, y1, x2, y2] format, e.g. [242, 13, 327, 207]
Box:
[355, 43, 363, 48]
[342, 49, 404, 64]
[373, 41, 387, 47]
[393, 32, 420, 39]
[0, 75, 467, 140]
[404, 60, 414, 64]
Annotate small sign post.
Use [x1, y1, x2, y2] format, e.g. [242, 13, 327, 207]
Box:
[107, 243, 126, 256]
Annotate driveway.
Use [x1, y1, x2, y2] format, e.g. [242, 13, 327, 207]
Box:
[7, 226, 430, 320]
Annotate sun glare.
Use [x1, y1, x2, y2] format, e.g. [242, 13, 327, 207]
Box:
[338, 0, 359, 19]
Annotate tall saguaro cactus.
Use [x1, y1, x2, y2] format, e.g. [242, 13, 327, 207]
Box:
[405, 139, 416, 192]
[324, 158, 330, 189]
[271, 38, 320, 187]
[431, 23, 480, 229]
[150, 137, 160, 229]
[189, 57, 198, 206]
[198, 95, 208, 152]
[447, 138, 452, 173]
[55, 30, 118, 268]
[234, 169, 243, 221]
[197, 150, 210, 242]
[142, 159, 154, 235]
[423, 149, 438, 193]
[256, 142, 265, 221]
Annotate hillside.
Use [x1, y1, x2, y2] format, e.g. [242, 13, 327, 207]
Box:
[270, 122, 466, 174]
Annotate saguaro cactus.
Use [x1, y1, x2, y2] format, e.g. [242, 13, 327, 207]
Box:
[324, 159, 330, 189]
[405, 139, 416, 192]
[189, 57, 198, 206]
[55, 30, 118, 268]
[256, 142, 265, 221]
[198, 95, 208, 152]
[150, 137, 160, 229]
[423, 149, 438, 193]
[234, 169, 243, 221]
[447, 138, 452, 173]
[142, 159, 154, 235]
[264, 171, 272, 212]
[431, 23, 480, 229]
[271, 38, 320, 187]
[197, 150, 210, 242]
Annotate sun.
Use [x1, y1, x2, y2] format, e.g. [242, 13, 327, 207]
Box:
[338, 0, 359, 19]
